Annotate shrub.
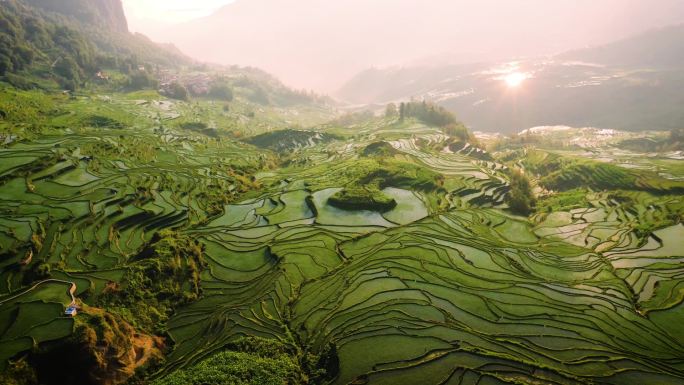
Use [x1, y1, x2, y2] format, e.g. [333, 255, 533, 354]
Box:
[361, 141, 398, 157]
[209, 82, 234, 101]
[127, 71, 158, 90]
[81, 115, 125, 129]
[166, 82, 189, 101]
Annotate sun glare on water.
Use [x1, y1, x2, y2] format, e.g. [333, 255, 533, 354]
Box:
[504, 72, 528, 88]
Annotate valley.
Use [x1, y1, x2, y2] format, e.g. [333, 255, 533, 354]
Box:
[1, 85, 683, 384]
[0, 1, 683, 384]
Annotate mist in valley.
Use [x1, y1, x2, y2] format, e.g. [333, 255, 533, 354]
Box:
[124, 0, 684, 92]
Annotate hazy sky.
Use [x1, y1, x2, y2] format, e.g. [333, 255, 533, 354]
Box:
[123, 0, 684, 91]
[123, 0, 236, 24]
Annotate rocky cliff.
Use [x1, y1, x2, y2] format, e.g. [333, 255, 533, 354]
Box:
[23, 0, 128, 32]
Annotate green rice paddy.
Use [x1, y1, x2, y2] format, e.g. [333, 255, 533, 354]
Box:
[0, 92, 683, 384]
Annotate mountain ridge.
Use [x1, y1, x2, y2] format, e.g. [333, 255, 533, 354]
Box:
[560, 23, 684, 69]
[24, 0, 129, 33]
[336, 23, 684, 133]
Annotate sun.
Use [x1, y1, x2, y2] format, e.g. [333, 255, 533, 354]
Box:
[504, 72, 528, 88]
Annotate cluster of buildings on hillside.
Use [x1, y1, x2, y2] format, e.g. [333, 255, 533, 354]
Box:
[158, 70, 212, 96]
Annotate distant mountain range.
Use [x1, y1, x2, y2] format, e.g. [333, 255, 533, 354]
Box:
[337, 24, 684, 134]
[139, 0, 684, 92]
[559, 24, 684, 69]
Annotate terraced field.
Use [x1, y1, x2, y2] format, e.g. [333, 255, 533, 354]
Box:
[1, 97, 683, 385]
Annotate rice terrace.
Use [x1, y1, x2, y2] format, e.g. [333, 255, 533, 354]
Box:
[1, 1, 684, 385]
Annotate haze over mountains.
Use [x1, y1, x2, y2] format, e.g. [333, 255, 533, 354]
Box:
[338, 24, 684, 133]
[127, 0, 684, 92]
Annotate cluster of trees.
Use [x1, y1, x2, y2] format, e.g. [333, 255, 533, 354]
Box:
[0, 0, 184, 92]
[360, 160, 444, 191]
[231, 76, 269, 104]
[179, 121, 218, 137]
[274, 87, 321, 107]
[81, 114, 125, 129]
[164, 81, 189, 101]
[443, 123, 472, 141]
[333, 110, 375, 126]
[126, 69, 158, 90]
[208, 81, 234, 101]
[328, 186, 397, 212]
[398, 101, 456, 126]
[153, 338, 304, 385]
[153, 337, 338, 385]
[506, 169, 536, 216]
[361, 141, 399, 157]
[0, 1, 98, 90]
[387, 101, 471, 141]
[231, 70, 327, 107]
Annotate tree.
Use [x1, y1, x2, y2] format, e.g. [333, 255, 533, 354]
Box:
[385, 103, 398, 118]
[167, 82, 189, 101]
[53, 56, 81, 90]
[209, 82, 234, 101]
[248, 85, 269, 105]
[127, 71, 158, 90]
[506, 169, 536, 216]
[443, 123, 470, 141]
[0, 56, 11, 75]
[396, 101, 459, 128]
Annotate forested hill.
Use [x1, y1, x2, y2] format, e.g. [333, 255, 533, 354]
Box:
[23, 0, 129, 33]
[0, 0, 190, 90]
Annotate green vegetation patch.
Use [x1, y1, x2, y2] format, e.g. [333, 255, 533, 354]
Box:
[360, 160, 443, 192]
[152, 337, 307, 385]
[512, 149, 684, 194]
[361, 141, 399, 157]
[542, 162, 637, 191]
[328, 186, 397, 212]
[505, 169, 536, 216]
[97, 230, 206, 333]
[320, 159, 441, 213]
[245, 129, 340, 152]
[80, 115, 125, 129]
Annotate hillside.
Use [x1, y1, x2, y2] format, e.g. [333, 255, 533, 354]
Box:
[2, 84, 684, 385]
[337, 25, 684, 133]
[0, 0, 189, 90]
[336, 63, 483, 105]
[560, 23, 684, 69]
[24, 0, 129, 32]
